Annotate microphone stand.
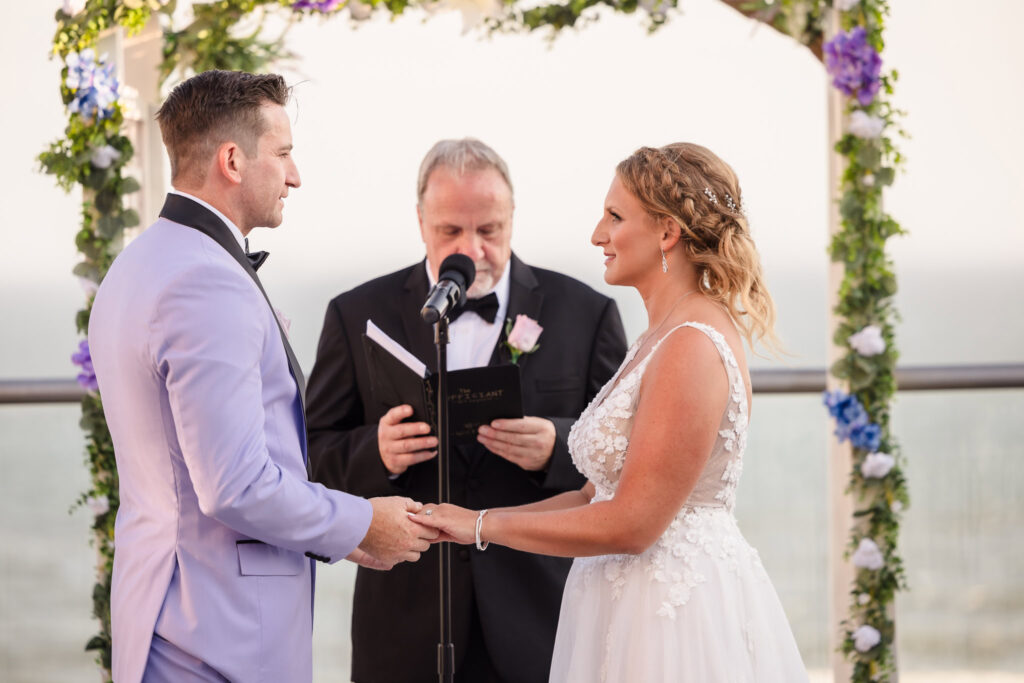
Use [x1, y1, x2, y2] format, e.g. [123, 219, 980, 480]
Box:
[434, 316, 455, 683]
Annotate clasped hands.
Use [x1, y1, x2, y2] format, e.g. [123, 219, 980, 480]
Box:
[346, 496, 440, 571]
[411, 503, 482, 547]
[345, 498, 486, 572]
[378, 404, 556, 476]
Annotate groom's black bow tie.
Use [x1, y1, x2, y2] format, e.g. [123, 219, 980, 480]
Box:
[453, 292, 499, 324]
[244, 238, 269, 272]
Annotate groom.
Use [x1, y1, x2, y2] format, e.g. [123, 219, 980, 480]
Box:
[88, 70, 436, 683]
[306, 138, 628, 682]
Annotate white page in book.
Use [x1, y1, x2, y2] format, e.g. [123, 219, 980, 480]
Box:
[366, 319, 428, 378]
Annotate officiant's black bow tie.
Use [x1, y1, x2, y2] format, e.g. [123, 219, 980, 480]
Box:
[453, 292, 499, 324]
[244, 238, 269, 272]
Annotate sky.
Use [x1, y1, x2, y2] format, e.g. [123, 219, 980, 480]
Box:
[1, 0, 1022, 376]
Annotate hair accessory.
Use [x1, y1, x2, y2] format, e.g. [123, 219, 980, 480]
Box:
[476, 509, 489, 551]
[661, 250, 668, 273]
[724, 193, 738, 212]
[703, 187, 719, 204]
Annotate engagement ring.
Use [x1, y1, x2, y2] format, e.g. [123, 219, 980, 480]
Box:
[425, 509, 433, 516]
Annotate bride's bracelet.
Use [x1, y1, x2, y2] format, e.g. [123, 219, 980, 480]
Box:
[475, 510, 489, 551]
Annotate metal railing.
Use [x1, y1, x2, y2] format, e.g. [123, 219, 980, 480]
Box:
[2, 364, 1023, 404]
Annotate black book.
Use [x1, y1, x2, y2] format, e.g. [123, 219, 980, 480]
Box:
[362, 320, 524, 444]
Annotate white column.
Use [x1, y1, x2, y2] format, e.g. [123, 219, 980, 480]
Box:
[825, 9, 854, 683]
[98, 16, 166, 235]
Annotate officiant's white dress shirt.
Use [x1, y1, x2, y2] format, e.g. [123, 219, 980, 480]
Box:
[425, 260, 510, 371]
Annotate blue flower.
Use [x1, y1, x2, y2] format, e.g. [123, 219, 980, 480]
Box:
[64, 49, 120, 122]
[71, 339, 99, 392]
[823, 389, 881, 451]
[850, 423, 882, 452]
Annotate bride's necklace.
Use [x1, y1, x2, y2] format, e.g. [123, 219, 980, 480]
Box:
[636, 288, 700, 351]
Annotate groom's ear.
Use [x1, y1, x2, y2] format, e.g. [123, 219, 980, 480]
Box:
[215, 141, 244, 186]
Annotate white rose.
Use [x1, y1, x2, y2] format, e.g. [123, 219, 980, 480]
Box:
[90, 145, 122, 169]
[891, 500, 903, 514]
[835, 0, 861, 12]
[862, 172, 875, 187]
[861, 452, 895, 479]
[348, 0, 373, 20]
[852, 538, 884, 570]
[848, 110, 885, 139]
[857, 592, 871, 606]
[852, 624, 881, 652]
[63, 0, 87, 15]
[77, 276, 99, 298]
[274, 307, 292, 336]
[437, 0, 503, 33]
[507, 315, 543, 353]
[639, 0, 669, 19]
[848, 324, 885, 356]
[86, 495, 110, 516]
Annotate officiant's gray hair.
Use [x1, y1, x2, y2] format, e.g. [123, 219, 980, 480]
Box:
[417, 138, 514, 207]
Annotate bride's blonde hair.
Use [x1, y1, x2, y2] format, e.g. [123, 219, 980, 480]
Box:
[616, 143, 779, 352]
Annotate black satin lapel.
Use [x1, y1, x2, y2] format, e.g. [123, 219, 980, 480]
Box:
[399, 263, 439, 374]
[159, 194, 307, 414]
[160, 193, 249, 267]
[488, 257, 543, 367]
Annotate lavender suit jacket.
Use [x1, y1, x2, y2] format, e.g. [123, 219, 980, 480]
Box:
[89, 194, 373, 683]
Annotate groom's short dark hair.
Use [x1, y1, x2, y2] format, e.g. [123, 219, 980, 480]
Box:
[156, 70, 290, 183]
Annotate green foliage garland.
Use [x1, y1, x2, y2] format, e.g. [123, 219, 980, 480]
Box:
[42, 2, 156, 676]
[41, 1, 905, 680]
[827, 2, 909, 681]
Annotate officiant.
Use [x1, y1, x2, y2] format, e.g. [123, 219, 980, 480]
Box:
[306, 138, 627, 683]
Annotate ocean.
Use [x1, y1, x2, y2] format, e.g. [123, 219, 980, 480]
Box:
[1, 265, 1022, 680]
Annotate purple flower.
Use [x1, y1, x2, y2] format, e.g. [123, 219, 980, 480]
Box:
[824, 26, 882, 106]
[292, 0, 343, 10]
[71, 339, 99, 392]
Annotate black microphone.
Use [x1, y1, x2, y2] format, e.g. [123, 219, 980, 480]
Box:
[421, 254, 476, 324]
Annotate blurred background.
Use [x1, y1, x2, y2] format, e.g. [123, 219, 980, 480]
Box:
[1, 0, 1022, 680]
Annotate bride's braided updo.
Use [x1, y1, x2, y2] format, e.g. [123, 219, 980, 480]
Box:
[616, 142, 778, 351]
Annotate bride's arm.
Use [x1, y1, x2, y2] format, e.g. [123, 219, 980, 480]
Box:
[491, 481, 595, 516]
[418, 329, 729, 557]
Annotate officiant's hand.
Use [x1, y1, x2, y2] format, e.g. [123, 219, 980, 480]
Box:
[477, 417, 556, 472]
[378, 405, 438, 475]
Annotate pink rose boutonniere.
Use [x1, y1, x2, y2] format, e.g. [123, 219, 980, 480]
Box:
[503, 315, 543, 364]
[274, 307, 292, 337]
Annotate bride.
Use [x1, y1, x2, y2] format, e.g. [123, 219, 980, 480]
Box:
[415, 142, 808, 682]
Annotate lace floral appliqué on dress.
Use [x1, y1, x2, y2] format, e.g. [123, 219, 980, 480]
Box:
[548, 322, 808, 683]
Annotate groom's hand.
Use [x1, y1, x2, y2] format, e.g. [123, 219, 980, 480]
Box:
[378, 405, 438, 475]
[359, 496, 438, 566]
[477, 417, 556, 472]
[345, 547, 394, 571]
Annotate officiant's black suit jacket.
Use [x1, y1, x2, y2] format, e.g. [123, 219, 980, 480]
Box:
[306, 254, 627, 683]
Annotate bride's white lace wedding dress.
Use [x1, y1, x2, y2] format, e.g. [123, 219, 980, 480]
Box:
[549, 322, 808, 682]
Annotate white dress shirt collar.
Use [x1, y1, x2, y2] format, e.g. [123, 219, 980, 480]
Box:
[169, 189, 246, 251]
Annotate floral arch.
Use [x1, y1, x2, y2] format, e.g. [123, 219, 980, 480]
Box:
[41, 1, 907, 681]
